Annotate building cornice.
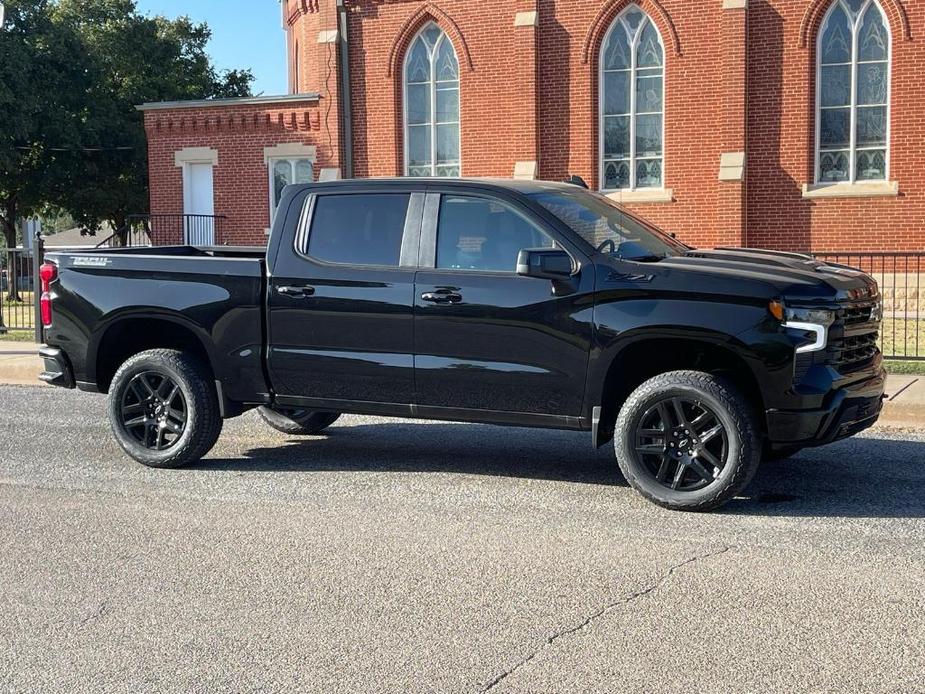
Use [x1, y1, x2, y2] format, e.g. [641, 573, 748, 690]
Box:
[136, 93, 321, 112]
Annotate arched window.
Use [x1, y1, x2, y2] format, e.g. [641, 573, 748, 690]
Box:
[600, 5, 665, 191]
[817, 0, 891, 183]
[404, 23, 461, 177]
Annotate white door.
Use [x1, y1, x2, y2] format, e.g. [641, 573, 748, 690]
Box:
[183, 163, 215, 245]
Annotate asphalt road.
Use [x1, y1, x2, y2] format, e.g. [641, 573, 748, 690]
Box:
[1, 384, 924, 693]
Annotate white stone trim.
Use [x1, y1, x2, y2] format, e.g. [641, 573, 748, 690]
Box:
[318, 30, 338, 44]
[263, 143, 317, 165]
[318, 168, 342, 182]
[719, 151, 746, 181]
[514, 11, 539, 27]
[802, 181, 899, 199]
[513, 161, 539, 180]
[722, 0, 748, 9]
[174, 147, 218, 167]
[606, 189, 674, 204]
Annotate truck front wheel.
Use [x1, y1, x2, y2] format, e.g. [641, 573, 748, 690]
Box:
[257, 407, 341, 435]
[614, 370, 762, 512]
[108, 349, 223, 469]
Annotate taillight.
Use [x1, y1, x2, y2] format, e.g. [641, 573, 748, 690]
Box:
[40, 262, 57, 327]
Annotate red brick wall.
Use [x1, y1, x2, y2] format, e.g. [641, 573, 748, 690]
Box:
[746, 0, 922, 252]
[143, 0, 925, 252]
[143, 100, 330, 245]
[344, 0, 734, 247]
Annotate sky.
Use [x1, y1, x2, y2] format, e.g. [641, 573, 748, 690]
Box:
[134, 0, 288, 96]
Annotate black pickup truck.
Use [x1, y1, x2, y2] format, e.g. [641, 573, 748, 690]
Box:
[38, 179, 885, 511]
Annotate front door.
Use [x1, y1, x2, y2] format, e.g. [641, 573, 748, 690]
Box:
[183, 162, 215, 245]
[267, 189, 423, 412]
[413, 192, 594, 418]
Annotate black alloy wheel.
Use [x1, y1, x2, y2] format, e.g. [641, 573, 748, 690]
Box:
[634, 397, 729, 492]
[120, 371, 188, 451]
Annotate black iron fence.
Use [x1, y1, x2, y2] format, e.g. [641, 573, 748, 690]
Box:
[812, 252, 924, 361]
[95, 214, 228, 248]
[0, 244, 38, 337]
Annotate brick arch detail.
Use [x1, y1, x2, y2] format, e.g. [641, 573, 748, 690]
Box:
[798, 0, 911, 48]
[581, 0, 682, 65]
[386, 4, 474, 79]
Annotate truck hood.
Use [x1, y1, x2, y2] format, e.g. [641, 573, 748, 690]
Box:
[649, 247, 879, 304]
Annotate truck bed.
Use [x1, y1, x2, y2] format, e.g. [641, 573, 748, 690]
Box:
[43, 246, 270, 406]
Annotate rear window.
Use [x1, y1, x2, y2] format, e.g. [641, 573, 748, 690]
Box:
[304, 193, 410, 266]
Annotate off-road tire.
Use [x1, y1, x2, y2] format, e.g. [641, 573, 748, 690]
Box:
[108, 349, 223, 469]
[257, 407, 341, 435]
[614, 370, 762, 512]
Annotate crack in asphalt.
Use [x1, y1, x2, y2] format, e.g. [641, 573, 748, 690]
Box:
[77, 600, 110, 628]
[478, 545, 733, 693]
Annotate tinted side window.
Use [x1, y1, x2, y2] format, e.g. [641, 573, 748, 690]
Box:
[436, 195, 554, 272]
[306, 194, 410, 266]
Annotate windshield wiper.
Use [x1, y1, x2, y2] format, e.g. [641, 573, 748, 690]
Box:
[619, 254, 667, 263]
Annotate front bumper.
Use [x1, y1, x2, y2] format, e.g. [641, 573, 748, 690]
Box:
[766, 368, 886, 447]
[38, 346, 75, 389]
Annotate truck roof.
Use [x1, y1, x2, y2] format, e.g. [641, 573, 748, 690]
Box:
[293, 177, 585, 196]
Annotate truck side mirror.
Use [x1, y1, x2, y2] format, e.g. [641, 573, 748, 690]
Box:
[516, 248, 574, 280]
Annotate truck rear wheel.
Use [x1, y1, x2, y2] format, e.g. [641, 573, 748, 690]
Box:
[108, 349, 223, 469]
[257, 407, 341, 435]
[614, 370, 761, 512]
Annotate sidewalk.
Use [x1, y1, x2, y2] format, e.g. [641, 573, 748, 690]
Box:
[0, 340, 44, 386]
[1, 339, 924, 429]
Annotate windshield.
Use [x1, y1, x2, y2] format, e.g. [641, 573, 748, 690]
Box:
[528, 188, 688, 261]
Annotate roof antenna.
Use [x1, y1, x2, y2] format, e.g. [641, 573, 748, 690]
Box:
[564, 175, 588, 189]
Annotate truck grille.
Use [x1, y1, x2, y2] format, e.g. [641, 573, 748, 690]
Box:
[843, 304, 873, 325]
[833, 332, 879, 371]
[829, 298, 881, 374]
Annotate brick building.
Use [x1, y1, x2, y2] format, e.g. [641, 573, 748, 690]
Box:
[138, 0, 923, 251]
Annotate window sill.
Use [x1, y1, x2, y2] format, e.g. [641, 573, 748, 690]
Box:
[604, 188, 674, 204]
[802, 181, 899, 199]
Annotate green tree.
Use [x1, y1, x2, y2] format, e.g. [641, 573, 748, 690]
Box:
[50, 0, 253, 242]
[0, 0, 253, 251]
[0, 0, 90, 252]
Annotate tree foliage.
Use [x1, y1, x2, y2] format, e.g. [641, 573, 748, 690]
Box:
[0, 0, 254, 248]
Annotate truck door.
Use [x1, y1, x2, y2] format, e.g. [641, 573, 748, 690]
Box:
[268, 189, 423, 412]
[413, 191, 594, 418]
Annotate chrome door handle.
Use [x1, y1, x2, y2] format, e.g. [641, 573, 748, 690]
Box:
[421, 291, 462, 304]
[277, 285, 315, 298]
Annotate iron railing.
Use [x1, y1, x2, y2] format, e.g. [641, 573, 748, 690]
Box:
[0, 245, 35, 335]
[95, 214, 228, 248]
[812, 252, 924, 361]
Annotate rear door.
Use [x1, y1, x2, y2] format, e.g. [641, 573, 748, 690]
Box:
[413, 190, 594, 418]
[267, 188, 424, 412]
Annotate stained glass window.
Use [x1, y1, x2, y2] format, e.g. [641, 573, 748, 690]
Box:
[601, 5, 664, 190]
[404, 23, 461, 177]
[817, 0, 890, 183]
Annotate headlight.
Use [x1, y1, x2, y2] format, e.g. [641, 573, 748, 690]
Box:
[784, 307, 835, 328]
[776, 303, 835, 354]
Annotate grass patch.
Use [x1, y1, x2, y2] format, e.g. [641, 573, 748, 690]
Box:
[0, 330, 36, 343]
[884, 360, 925, 375]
